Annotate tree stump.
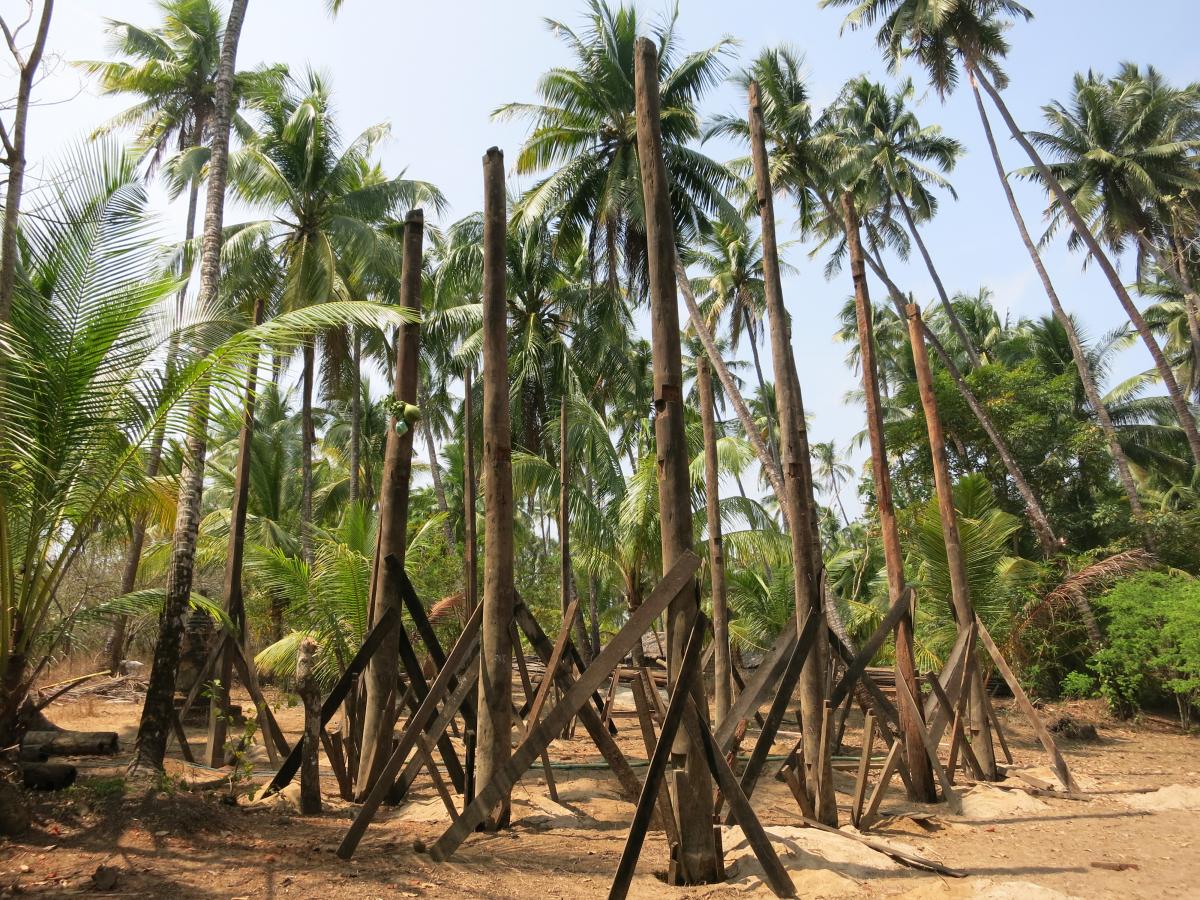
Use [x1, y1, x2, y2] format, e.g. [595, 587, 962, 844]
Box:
[297, 638, 321, 815]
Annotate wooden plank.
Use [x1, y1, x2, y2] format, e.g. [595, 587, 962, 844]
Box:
[394, 559, 476, 731]
[629, 668, 680, 848]
[814, 701, 832, 808]
[262, 607, 400, 797]
[418, 733, 460, 823]
[527, 597, 580, 728]
[714, 612, 799, 752]
[851, 711, 875, 827]
[829, 588, 913, 709]
[828, 633, 901, 736]
[608, 616, 705, 900]
[687, 696, 796, 899]
[430, 552, 701, 863]
[982, 686, 1014, 764]
[733, 611, 818, 809]
[511, 622, 558, 803]
[975, 617, 1077, 792]
[798, 816, 965, 877]
[926, 671, 984, 782]
[321, 730, 353, 800]
[601, 669, 621, 727]
[170, 707, 195, 764]
[338, 603, 484, 860]
[169, 632, 227, 752]
[513, 599, 642, 803]
[393, 658, 481, 802]
[893, 671, 961, 814]
[386, 575, 467, 793]
[860, 738, 904, 827]
[781, 759, 815, 819]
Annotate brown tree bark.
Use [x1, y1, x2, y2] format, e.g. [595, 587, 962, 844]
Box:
[297, 637, 321, 815]
[906, 303, 997, 779]
[463, 366, 478, 614]
[697, 358, 732, 722]
[843, 194, 937, 803]
[749, 80, 836, 823]
[634, 38, 719, 882]
[356, 210, 424, 794]
[300, 340, 315, 565]
[855, 235, 1060, 557]
[130, 0, 249, 776]
[972, 64, 1200, 470]
[0, 0, 54, 325]
[475, 150, 515, 830]
[349, 329, 361, 504]
[205, 295, 265, 766]
[968, 76, 1145, 526]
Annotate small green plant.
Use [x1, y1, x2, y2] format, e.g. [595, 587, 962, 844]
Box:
[202, 679, 260, 801]
[76, 776, 126, 801]
[1060, 671, 1097, 700]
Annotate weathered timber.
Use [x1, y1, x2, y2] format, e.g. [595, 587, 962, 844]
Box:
[429, 552, 701, 863]
[21, 731, 118, 757]
[714, 612, 799, 752]
[829, 588, 913, 710]
[629, 673, 680, 846]
[893, 671, 961, 814]
[851, 711, 875, 827]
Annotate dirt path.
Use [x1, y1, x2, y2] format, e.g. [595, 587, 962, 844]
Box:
[2, 693, 1197, 898]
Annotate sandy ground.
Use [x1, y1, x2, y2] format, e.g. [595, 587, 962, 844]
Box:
[1, 684, 1198, 899]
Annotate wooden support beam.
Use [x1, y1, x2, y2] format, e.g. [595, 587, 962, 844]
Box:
[227, 638, 286, 764]
[714, 613, 799, 752]
[511, 621, 558, 802]
[829, 588, 912, 709]
[731, 611, 819, 812]
[338, 603, 483, 860]
[392, 658, 481, 803]
[851, 712, 875, 827]
[860, 739, 904, 827]
[428, 552, 701, 863]
[893, 671, 961, 814]
[261, 607, 400, 797]
[629, 673, 680, 848]
[512, 599, 641, 802]
[975, 617, 1078, 792]
[609, 616, 705, 900]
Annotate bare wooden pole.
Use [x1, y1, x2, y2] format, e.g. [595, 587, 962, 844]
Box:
[747, 80, 834, 823]
[633, 37, 719, 883]
[905, 303, 997, 779]
[475, 147, 515, 830]
[697, 358, 732, 721]
[356, 209, 425, 794]
[297, 637, 321, 815]
[842, 194, 936, 803]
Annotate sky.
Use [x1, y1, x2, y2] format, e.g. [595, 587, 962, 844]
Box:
[12, 0, 1198, 517]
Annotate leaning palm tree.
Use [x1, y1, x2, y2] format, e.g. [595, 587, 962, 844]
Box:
[830, 76, 980, 367]
[821, 0, 1200, 468]
[495, 0, 737, 298]
[226, 69, 444, 561]
[812, 440, 855, 528]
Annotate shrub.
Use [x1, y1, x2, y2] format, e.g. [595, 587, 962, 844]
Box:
[1060, 671, 1097, 700]
[1090, 572, 1200, 726]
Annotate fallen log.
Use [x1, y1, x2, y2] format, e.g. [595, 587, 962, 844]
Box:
[20, 730, 119, 760]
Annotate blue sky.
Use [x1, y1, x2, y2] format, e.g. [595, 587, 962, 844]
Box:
[21, 0, 1198, 515]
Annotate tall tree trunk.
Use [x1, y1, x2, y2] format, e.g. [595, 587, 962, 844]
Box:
[634, 39, 719, 882]
[844, 194, 938, 804]
[108, 169, 205, 673]
[475, 151, 515, 830]
[423, 413, 454, 549]
[905, 303, 997, 779]
[750, 81, 836, 823]
[894, 191, 981, 369]
[857, 236, 1060, 557]
[356, 211, 424, 794]
[558, 392, 572, 625]
[463, 366, 478, 614]
[130, 0, 248, 777]
[742, 303, 781, 470]
[0, 0, 53, 325]
[205, 295, 264, 766]
[300, 340, 315, 565]
[969, 80, 1145, 524]
[698, 358, 732, 722]
[972, 64, 1200, 469]
[349, 330, 361, 504]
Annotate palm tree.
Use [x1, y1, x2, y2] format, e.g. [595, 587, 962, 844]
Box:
[226, 69, 444, 561]
[1026, 64, 1200, 388]
[821, 0, 1200, 468]
[495, 0, 737, 296]
[813, 440, 854, 527]
[831, 76, 979, 367]
[76, 0, 251, 671]
[959, 66, 1149, 522]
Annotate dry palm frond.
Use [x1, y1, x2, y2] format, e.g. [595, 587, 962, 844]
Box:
[1013, 549, 1154, 647]
[428, 592, 468, 628]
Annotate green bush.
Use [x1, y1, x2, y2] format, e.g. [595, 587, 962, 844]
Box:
[1090, 572, 1200, 726]
[1060, 670, 1097, 699]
